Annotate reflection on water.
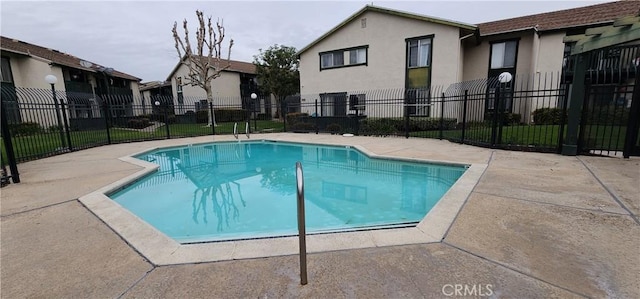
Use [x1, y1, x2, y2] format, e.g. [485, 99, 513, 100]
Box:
[110, 141, 466, 243]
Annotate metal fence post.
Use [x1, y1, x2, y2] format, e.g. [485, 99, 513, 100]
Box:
[164, 102, 170, 139]
[0, 99, 20, 183]
[314, 100, 319, 134]
[404, 93, 410, 139]
[556, 85, 570, 153]
[59, 98, 73, 151]
[51, 86, 66, 148]
[209, 102, 216, 135]
[102, 99, 112, 144]
[439, 92, 445, 140]
[461, 90, 469, 144]
[490, 87, 501, 147]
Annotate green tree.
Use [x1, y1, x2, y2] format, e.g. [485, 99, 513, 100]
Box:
[253, 44, 300, 118]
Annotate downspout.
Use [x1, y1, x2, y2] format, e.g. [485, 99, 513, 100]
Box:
[458, 32, 476, 83]
[531, 25, 541, 76]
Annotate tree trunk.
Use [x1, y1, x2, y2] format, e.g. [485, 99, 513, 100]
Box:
[205, 86, 217, 126]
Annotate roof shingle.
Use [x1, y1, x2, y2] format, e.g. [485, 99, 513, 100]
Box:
[478, 0, 640, 36]
[0, 36, 141, 81]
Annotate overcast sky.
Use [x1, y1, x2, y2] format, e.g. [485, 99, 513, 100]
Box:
[1, 0, 613, 82]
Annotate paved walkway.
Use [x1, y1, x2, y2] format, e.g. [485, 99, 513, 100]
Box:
[1, 133, 638, 298]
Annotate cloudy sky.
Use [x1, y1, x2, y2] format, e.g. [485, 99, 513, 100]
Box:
[1, 0, 613, 82]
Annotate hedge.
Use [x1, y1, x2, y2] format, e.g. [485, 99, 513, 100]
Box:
[359, 117, 457, 136]
[532, 108, 566, 125]
[8, 122, 42, 136]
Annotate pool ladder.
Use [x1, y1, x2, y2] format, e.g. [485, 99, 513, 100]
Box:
[233, 122, 250, 140]
[296, 161, 308, 285]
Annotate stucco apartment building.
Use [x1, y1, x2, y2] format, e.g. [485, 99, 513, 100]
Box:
[297, 1, 640, 121]
[1, 36, 141, 126]
[165, 57, 259, 112]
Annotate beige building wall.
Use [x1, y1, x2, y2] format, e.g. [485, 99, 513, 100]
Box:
[4, 54, 66, 128]
[170, 63, 243, 107]
[8, 54, 66, 90]
[535, 32, 566, 74]
[299, 10, 467, 117]
[461, 31, 570, 123]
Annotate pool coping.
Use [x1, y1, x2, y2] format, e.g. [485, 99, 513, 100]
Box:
[78, 138, 486, 266]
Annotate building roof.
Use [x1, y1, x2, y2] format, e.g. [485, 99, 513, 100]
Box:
[139, 81, 172, 92]
[478, 0, 640, 36]
[0, 36, 141, 81]
[297, 5, 477, 56]
[165, 56, 256, 81]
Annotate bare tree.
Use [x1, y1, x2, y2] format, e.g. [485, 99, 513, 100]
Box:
[172, 10, 234, 126]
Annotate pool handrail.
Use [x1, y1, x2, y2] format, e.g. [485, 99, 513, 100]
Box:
[295, 161, 308, 285]
[245, 122, 250, 139]
[233, 123, 238, 140]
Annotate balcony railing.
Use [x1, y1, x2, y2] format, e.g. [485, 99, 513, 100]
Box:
[64, 81, 93, 94]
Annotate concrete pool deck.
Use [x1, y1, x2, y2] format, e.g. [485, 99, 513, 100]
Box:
[1, 133, 638, 298]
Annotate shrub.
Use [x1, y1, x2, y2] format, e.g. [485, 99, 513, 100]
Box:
[290, 122, 316, 132]
[359, 118, 399, 136]
[127, 117, 151, 129]
[532, 108, 566, 125]
[214, 109, 248, 122]
[326, 123, 342, 134]
[256, 113, 270, 120]
[9, 122, 42, 136]
[584, 106, 630, 125]
[195, 110, 208, 123]
[359, 117, 457, 136]
[407, 117, 457, 131]
[48, 125, 64, 133]
[484, 112, 521, 126]
[286, 112, 309, 125]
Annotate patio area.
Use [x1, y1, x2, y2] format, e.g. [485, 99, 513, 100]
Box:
[1, 133, 638, 298]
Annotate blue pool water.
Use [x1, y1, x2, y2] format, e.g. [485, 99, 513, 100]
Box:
[109, 141, 467, 243]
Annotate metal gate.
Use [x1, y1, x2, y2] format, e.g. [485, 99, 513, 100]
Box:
[578, 44, 640, 158]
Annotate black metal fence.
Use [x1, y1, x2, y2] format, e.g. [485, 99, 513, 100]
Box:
[0, 87, 285, 169]
[2, 65, 637, 184]
[285, 72, 570, 153]
[578, 44, 639, 157]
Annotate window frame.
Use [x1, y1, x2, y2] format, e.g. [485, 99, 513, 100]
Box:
[489, 39, 518, 70]
[1, 56, 14, 83]
[407, 36, 432, 68]
[319, 45, 368, 71]
[349, 94, 366, 112]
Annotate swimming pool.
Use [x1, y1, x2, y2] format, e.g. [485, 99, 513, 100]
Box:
[109, 140, 467, 243]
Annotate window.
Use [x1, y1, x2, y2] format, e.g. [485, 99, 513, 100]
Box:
[408, 38, 431, 68]
[320, 46, 368, 70]
[176, 77, 183, 93]
[349, 94, 366, 111]
[320, 92, 347, 116]
[562, 42, 575, 69]
[490, 41, 517, 69]
[1, 57, 14, 83]
[321, 52, 344, 69]
[349, 48, 366, 65]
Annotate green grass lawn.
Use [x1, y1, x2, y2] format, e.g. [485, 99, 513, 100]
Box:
[408, 124, 627, 150]
[2, 120, 284, 163]
[1, 121, 628, 166]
